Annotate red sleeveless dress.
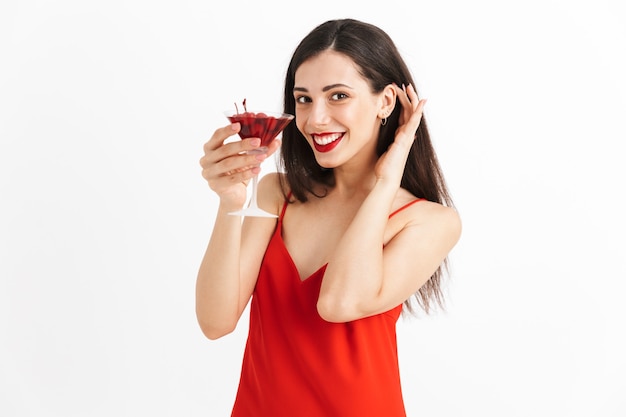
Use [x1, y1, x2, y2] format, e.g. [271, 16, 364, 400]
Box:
[231, 199, 422, 417]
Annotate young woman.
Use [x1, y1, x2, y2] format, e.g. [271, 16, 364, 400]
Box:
[197, 18, 461, 417]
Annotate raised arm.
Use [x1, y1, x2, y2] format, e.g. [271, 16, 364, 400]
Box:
[318, 85, 461, 322]
[196, 123, 281, 339]
[318, 190, 461, 322]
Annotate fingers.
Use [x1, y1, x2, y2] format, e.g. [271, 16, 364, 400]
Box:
[204, 122, 241, 153]
[393, 83, 427, 140]
[199, 122, 284, 196]
[214, 164, 260, 183]
[404, 83, 420, 109]
[201, 122, 258, 168]
[265, 138, 282, 158]
[200, 145, 265, 182]
[393, 83, 421, 113]
[200, 153, 261, 197]
[203, 123, 260, 158]
[217, 139, 282, 177]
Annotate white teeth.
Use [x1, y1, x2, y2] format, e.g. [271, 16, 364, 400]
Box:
[312, 133, 342, 145]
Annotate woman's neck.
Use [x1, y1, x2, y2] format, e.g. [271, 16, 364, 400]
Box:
[330, 159, 377, 200]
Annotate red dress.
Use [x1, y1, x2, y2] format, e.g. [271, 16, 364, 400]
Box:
[231, 199, 422, 417]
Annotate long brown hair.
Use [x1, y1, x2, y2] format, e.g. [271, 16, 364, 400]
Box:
[279, 19, 454, 313]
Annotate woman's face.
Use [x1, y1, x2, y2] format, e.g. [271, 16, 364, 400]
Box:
[293, 50, 385, 169]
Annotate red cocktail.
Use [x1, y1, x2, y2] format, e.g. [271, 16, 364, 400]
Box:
[226, 111, 294, 150]
[223, 103, 294, 218]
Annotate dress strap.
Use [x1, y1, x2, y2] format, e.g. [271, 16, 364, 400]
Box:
[280, 194, 421, 220]
[389, 198, 423, 218]
[278, 192, 293, 222]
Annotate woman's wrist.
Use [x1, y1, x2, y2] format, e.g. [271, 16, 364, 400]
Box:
[372, 177, 401, 201]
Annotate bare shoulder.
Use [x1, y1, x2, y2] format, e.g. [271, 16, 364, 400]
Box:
[257, 172, 289, 216]
[384, 192, 461, 250]
[407, 199, 462, 244]
[389, 187, 459, 233]
[415, 199, 460, 222]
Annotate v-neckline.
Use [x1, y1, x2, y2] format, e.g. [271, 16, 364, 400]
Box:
[276, 224, 327, 283]
[275, 197, 423, 283]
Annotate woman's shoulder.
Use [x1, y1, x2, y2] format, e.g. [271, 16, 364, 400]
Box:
[257, 172, 290, 216]
[392, 189, 461, 234]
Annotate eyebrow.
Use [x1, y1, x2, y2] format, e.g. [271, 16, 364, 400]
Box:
[293, 83, 353, 93]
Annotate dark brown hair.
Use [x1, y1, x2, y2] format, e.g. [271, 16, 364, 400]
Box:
[279, 19, 454, 313]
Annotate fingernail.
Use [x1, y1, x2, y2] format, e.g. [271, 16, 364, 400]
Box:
[255, 154, 266, 161]
[231, 122, 239, 131]
[250, 138, 261, 147]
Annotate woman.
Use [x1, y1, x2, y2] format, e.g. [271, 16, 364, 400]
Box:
[197, 18, 461, 417]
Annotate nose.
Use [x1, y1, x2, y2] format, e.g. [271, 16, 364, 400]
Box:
[308, 101, 330, 127]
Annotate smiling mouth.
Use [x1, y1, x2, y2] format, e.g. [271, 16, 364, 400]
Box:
[311, 132, 344, 152]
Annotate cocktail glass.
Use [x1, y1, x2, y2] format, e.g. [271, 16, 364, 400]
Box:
[224, 109, 294, 217]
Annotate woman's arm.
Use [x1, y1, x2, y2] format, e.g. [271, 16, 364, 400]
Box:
[318, 190, 461, 322]
[196, 191, 279, 339]
[195, 123, 281, 339]
[318, 85, 461, 322]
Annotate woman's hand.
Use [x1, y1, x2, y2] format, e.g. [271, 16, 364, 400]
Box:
[375, 83, 426, 186]
[199, 122, 281, 209]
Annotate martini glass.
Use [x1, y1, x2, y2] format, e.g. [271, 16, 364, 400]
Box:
[224, 109, 294, 217]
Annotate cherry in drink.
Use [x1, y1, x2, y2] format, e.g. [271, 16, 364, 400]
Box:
[226, 111, 294, 150]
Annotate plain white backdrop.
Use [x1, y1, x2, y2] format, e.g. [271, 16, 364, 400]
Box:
[1, 0, 625, 416]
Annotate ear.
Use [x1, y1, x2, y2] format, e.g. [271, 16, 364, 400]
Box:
[378, 84, 397, 119]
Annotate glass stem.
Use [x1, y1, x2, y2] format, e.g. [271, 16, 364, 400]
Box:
[248, 175, 260, 209]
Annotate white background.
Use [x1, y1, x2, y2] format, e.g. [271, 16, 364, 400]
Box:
[1, 0, 625, 416]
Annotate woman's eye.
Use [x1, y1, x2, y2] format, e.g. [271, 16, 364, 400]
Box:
[330, 92, 348, 100]
[295, 96, 311, 104]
